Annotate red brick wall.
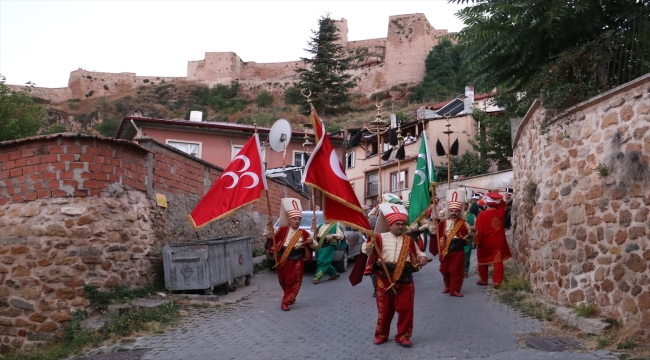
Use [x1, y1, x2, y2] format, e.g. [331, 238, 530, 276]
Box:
[0, 135, 149, 205]
[1, 135, 311, 217]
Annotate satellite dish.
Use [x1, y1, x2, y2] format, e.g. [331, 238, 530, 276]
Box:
[269, 119, 292, 152]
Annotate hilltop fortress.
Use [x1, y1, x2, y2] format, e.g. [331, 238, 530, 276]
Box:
[18, 14, 449, 102]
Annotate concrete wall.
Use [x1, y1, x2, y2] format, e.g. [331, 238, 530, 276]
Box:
[511, 73, 650, 339]
[0, 133, 310, 352]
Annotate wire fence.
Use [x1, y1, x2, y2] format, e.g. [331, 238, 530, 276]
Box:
[604, 9, 650, 88]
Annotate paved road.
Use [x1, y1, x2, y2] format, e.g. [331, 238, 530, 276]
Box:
[81, 253, 624, 360]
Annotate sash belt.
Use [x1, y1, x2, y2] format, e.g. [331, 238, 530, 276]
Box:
[279, 246, 303, 260]
[374, 262, 413, 283]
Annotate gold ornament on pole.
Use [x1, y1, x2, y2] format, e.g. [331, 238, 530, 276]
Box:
[366, 102, 392, 205]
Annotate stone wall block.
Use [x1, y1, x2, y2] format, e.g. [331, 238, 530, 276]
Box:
[11, 265, 30, 277]
[626, 253, 647, 273]
[9, 298, 34, 312]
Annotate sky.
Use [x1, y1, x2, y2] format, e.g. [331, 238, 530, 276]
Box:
[0, 1, 467, 88]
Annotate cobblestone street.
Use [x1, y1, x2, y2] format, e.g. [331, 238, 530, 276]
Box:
[80, 254, 622, 360]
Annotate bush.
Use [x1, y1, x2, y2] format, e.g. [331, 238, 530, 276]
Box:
[255, 90, 274, 108]
[237, 112, 273, 127]
[284, 86, 303, 105]
[85, 90, 94, 98]
[574, 303, 597, 318]
[143, 79, 149, 83]
[325, 124, 341, 133]
[369, 91, 389, 102]
[94, 118, 121, 137]
[394, 110, 411, 123]
[40, 124, 67, 135]
[103, 85, 109, 90]
[67, 98, 81, 102]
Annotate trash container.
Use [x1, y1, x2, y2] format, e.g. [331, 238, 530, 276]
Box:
[163, 236, 253, 294]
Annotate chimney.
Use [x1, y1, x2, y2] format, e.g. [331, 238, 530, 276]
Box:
[464, 86, 474, 114]
[189, 111, 203, 122]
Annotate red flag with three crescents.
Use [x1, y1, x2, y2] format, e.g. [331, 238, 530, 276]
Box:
[188, 134, 267, 229]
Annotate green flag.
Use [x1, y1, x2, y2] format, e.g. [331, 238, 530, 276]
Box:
[408, 132, 432, 226]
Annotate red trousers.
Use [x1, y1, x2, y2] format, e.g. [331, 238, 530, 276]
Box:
[439, 251, 465, 294]
[276, 258, 304, 306]
[375, 275, 415, 343]
[478, 261, 504, 285]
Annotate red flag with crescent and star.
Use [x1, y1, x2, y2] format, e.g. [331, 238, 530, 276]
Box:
[302, 108, 372, 234]
[187, 134, 267, 229]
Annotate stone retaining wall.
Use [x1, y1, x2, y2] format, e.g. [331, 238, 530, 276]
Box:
[0, 134, 310, 352]
[511, 73, 650, 339]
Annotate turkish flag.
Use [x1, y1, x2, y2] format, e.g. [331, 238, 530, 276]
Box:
[188, 134, 267, 229]
[302, 108, 371, 233]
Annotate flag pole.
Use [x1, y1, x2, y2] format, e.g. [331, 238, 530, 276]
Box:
[256, 122, 278, 266]
[430, 182, 439, 254]
[265, 190, 278, 265]
[367, 102, 397, 295]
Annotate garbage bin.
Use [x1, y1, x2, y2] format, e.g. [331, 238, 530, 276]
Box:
[163, 236, 253, 294]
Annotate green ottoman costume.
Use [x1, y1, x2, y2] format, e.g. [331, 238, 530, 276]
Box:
[313, 222, 345, 283]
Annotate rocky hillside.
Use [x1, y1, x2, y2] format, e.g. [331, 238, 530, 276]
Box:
[37, 79, 421, 137]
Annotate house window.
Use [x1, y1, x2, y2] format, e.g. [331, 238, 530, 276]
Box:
[366, 173, 378, 197]
[346, 151, 355, 169]
[167, 140, 201, 158]
[232, 145, 243, 159]
[293, 151, 307, 167]
[390, 170, 408, 192]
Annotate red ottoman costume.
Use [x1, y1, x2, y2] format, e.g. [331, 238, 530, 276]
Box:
[265, 198, 316, 310]
[429, 191, 471, 297]
[474, 193, 511, 286]
[360, 204, 427, 346]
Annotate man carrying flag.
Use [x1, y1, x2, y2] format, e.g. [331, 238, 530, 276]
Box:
[263, 198, 318, 311]
[187, 133, 267, 229]
[362, 204, 428, 347]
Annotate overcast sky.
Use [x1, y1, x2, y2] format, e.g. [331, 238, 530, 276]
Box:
[1, 1, 466, 88]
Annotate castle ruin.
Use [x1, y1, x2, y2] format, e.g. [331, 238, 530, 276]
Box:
[12, 14, 449, 102]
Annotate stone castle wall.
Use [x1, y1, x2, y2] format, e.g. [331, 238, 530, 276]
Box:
[511, 74, 650, 339]
[17, 13, 449, 103]
[0, 134, 309, 352]
[384, 14, 442, 86]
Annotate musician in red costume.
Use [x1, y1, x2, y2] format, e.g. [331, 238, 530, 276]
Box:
[362, 204, 428, 347]
[265, 198, 317, 311]
[429, 191, 474, 297]
[473, 192, 512, 288]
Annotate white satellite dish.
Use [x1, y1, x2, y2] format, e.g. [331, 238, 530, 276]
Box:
[269, 119, 292, 152]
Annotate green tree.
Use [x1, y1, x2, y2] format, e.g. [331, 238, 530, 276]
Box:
[409, 39, 471, 103]
[450, 0, 650, 112]
[0, 76, 46, 141]
[469, 110, 513, 170]
[295, 15, 356, 116]
[255, 90, 274, 108]
[200, 82, 248, 115]
[94, 118, 121, 137]
[283, 86, 303, 105]
[434, 151, 489, 183]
